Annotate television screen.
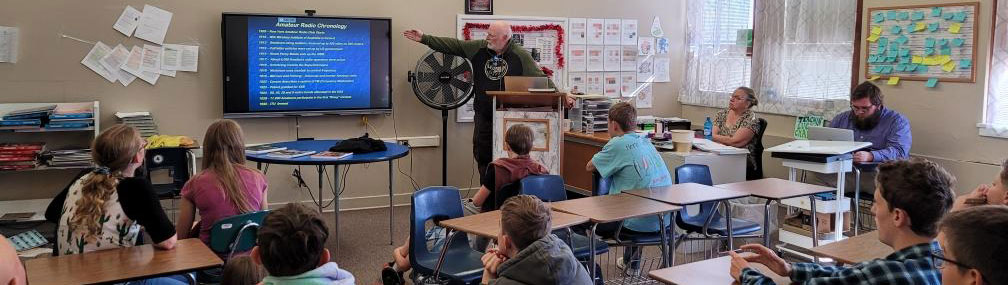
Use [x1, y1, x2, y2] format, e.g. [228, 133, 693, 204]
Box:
[222, 13, 392, 117]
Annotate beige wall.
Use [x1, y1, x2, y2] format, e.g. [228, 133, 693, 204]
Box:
[0, 0, 686, 209]
[680, 0, 1007, 193]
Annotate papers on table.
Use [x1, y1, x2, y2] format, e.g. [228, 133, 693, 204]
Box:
[692, 138, 750, 155]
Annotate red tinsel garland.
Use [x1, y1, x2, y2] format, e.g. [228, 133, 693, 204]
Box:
[462, 22, 565, 70]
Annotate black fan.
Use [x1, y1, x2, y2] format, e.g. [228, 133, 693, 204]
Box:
[407, 51, 474, 185]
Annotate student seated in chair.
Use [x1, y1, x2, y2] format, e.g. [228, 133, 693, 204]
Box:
[711, 86, 761, 172]
[586, 102, 673, 272]
[251, 203, 354, 284]
[176, 119, 268, 255]
[56, 124, 184, 284]
[729, 158, 955, 284]
[382, 123, 548, 285]
[480, 195, 591, 285]
[935, 205, 1008, 285]
[951, 158, 1008, 211]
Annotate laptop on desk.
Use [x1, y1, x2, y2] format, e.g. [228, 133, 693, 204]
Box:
[808, 126, 854, 141]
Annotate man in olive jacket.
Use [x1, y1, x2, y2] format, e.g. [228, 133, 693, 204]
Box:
[404, 21, 556, 182]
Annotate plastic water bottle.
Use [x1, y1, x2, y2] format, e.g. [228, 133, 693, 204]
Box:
[703, 117, 713, 140]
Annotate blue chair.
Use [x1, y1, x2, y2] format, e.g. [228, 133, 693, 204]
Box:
[196, 210, 269, 283]
[409, 186, 484, 285]
[674, 164, 761, 248]
[519, 175, 609, 259]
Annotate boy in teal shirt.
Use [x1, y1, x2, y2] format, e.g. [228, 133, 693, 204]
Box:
[586, 102, 673, 272]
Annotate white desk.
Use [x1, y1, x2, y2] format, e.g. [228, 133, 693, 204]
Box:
[766, 140, 870, 245]
[0, 199, 52, 222]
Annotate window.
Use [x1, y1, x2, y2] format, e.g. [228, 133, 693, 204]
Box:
[980, 0, 1008, 137]
[778, 0, 855, 101]
[699, 0, 753, 93]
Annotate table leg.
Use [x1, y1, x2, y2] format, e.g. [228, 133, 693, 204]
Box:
[834, 171, 844, 241]
[389, 161, 394, 245]
[724, 201, 734, 250]
[256, 162, 262, 170]
[669, 211, 678, 266]
[317, 166, 325, 213]
[788, 167, 797, 181]
[810, 195, 819, 263]
[763, 199, 773, 248]
[853, 167, 861, 236]
[658, 213, 670, 268]
[333, 165, 340, 255]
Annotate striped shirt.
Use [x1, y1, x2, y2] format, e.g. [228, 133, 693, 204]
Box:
[740, 242, 940, 284]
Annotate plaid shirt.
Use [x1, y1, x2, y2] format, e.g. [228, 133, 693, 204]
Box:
[740, 242, 940, 285]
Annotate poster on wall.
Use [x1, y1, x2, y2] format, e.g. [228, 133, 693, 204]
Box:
[587, 18, 604, 45]
[587, 45, 604, 71]
[638, 36, 655, 56]
[586, 72, 603, 95]
[569, 45, 587, 71]
[653, 57, 670, 82]
[621, 19, 638, 46]
[620, 72, 637, 97]
[637, 55, 654, 82]
[603, 45, 621, 71]
[604, 19, 621, 45]
[569, 72, 587, 94]
[635, 83, 653, 108]
[569, 18, 587, 45]
[621, 45, 637, 71]
[603, 72, 620, 98]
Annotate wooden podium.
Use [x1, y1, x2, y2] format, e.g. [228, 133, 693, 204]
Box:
[487, 87, 566, 175]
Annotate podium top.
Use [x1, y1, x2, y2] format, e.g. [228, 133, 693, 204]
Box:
[766, 140, 871, 155]
[486, 91, 566, 108]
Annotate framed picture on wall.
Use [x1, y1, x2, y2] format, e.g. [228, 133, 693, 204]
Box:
[465, 0, 493, 15]
[503, 118, 550, 151]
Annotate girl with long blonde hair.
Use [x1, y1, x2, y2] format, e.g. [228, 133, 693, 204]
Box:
[58, 124, 178, 255]
[176, 119, 267, 248]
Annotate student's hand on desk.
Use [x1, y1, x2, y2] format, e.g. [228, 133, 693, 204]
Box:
[852, 151, 873, 163]
[739, 244, 790, 277]
[728, 251, 750, 281]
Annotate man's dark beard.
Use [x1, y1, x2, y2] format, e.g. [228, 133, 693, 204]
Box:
[852, 110, 882, 130]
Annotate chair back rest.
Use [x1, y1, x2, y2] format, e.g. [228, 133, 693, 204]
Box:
[144, 147, 195, 195]
[410, 186, 467, 266]
[674, 164, 719, 219]
[591, 171, 611, 196]
[209, 210, 270, 255]
[519, 175, 567, 202]
[748, 118, 768, 180]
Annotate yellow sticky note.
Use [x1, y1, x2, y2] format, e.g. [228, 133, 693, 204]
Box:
[867, 34, 880, 42]
[942, 61, 956, 72]
[887, 77, 900, 85]
[869, 75, 881, 81]
[940, 55, 952, 64]
[871, 26, 883, 35]
[949, 23, 962, 34]
[912, 56, 923, 64]
[915, 22, 926, 31]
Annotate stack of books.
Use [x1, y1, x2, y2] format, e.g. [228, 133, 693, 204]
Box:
[0, 105, 54, 130]
[47, 103, 95, 130]
[0, 142, 45, 171]
[43, 149, 93, 168]
[115, 112, 159, 138]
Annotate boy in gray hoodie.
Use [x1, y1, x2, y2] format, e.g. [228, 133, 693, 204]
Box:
[250, 203, 355, 285]
[481, 195, 592, 285]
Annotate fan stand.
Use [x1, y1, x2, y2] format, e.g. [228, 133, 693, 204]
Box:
[440, 109, 448, 186]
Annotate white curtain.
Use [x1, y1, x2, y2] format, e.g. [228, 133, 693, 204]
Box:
[984, 0, 1008, 131]
[680, 0, 754, 109]
[682, 0, 855, 118]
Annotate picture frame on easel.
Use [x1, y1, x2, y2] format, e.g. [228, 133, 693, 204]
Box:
[465, 0, 493, 15]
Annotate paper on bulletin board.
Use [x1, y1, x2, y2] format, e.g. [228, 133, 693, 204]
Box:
[621, 45, 637, 71]
[569, 72, 587, 94]
[0, 26, 19, 63]
[864, 3, 977, 82]
[81, 41, 118, 83]
[587, 45, 604, 71]
[635, 83, 653, 108]
[569, 45, 587, 71]
[603, 45, 621, 71]
[604, 19, 621, 45]
[135, 4, 172, 45]
[586, 72, 603, 95]
[637, 56, 654, 82]
[620, 72, 637, 97]
[587, 19, 604, 45]
[569, 18, 587, 45]
[653, 57, 671, 82]
[603, 72, 620, 98]
[621, 19, 638, 45]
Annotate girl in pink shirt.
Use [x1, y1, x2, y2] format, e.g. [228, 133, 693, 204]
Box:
[176, 119, 268, 249]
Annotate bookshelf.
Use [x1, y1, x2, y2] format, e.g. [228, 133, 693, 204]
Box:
[0, 101, 99, 173]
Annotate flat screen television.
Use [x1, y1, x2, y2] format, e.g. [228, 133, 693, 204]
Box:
[221, 13, 392, 118]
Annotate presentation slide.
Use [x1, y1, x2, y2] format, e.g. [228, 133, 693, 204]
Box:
[247, 17, 371, 111]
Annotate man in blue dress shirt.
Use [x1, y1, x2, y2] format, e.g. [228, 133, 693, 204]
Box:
[819, 81, 912, 195]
